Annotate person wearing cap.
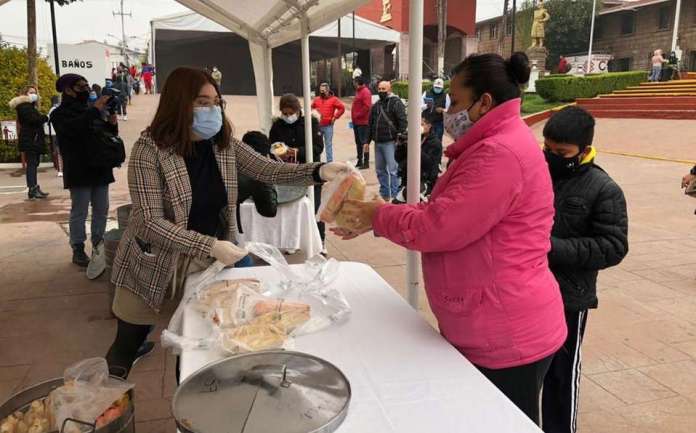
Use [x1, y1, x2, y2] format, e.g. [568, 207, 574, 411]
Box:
[311, 83, 345, 162]
[51, 73, 118, 268]
[421, 78, 450, 142]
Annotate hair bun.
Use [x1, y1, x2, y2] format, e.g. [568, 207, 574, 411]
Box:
[506, 52, 531, 85]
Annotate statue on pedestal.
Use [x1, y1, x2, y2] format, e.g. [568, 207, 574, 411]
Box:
[530, 0, 551, 49]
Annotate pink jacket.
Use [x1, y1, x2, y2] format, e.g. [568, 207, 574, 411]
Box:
[373, 98, 567, 369]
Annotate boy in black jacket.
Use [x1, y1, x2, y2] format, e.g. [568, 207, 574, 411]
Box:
[393, 116, 442, 203]
[541, 106, 628, 433]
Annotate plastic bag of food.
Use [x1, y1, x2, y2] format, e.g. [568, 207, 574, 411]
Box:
[246, 242, 351, 336]
[316, 165, 366, 228]
[48, 358, 133, 433]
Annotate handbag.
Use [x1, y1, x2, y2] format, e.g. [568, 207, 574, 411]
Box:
[88, 120, 126, 168]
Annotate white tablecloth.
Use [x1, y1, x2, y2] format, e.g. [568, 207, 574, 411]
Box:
[236, 196, 322, 258]
[179, 263, 542, 433]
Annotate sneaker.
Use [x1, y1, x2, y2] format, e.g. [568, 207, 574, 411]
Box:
[132, 341, 155, 367]
[57, 171, 63, 177]
[123, 115, 128, 121]
[86, 240, 106, 279]
[72, 243, 90, 267]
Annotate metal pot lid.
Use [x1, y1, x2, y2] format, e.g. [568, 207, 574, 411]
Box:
[173, 351, 351, 433]
[275, 185, 307, 204]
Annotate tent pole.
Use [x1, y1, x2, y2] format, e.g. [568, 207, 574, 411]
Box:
[301, 16, 315, 205]
[406, 0, 424, 309]
[337, 18, 342, 97]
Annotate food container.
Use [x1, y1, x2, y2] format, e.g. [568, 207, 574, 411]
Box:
[0, 377, 135, 433]
[173, 350, 351, 433]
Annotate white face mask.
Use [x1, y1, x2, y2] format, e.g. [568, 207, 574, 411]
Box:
[28, 93, 38, 103]
[443, 108, 473, 141]
[282, 113, 299, 124]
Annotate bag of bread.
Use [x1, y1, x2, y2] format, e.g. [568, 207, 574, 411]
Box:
[316, 167, 366, 228]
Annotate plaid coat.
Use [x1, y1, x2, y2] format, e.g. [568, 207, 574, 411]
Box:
[111, 131, 321, 311]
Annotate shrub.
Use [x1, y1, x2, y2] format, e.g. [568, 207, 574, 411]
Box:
[535, 71, 646, 102]
[0, 45, 58, 121]
[391, 80, 451, 99]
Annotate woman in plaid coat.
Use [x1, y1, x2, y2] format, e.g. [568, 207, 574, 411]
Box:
[105, 67, 348, 378]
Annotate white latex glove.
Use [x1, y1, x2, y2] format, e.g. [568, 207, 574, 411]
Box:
[319, 162, 351, 182]
[210, 240, 248, 266]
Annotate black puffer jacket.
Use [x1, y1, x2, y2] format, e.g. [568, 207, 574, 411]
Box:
[10, 95, 47, 153]
[50, 95, 116, 189]
[549, 160, 629, 311]
[268, 115, 324, 163]
[367, 95, 407, 144]
[395, 131, 442, 187]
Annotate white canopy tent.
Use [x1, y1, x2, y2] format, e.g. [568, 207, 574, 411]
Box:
[170, 0, 424, 308]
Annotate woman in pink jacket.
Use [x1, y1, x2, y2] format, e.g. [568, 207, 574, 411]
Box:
[337, 52, 567, 425]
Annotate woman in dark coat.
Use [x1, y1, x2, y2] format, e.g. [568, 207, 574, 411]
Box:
[268, 94, 326, 250]
[9, 86, 49, 199]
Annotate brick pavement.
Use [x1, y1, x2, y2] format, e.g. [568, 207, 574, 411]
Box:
[1, 94, 695, 432]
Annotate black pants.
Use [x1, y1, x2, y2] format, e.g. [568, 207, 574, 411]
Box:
[313, 184, 325, 243]
[542, 310, 589, 433]
[117, 99, 128, 116]
[105, 319, 151, 378]
[476, 354, 554, 425]
[353, 124, 369, 163]
[25, 151, 39, 188]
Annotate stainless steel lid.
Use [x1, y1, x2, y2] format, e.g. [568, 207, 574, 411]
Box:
[173, 351, 351, 433]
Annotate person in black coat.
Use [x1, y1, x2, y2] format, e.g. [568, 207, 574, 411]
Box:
[237, 131, 278, 231]
[394, 116, 442, 203]
[51, 73, 118, 267]
[268, 93, 326, 249]
[10, 86, 49, 199]
[541, 106, 628, 433]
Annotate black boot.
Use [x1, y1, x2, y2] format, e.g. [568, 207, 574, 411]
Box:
[72, 243, 90, 267]
[35, 185, 49, 198]
[362, 152, 370, 169]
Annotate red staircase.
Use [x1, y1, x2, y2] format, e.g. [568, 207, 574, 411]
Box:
[576, 79, 696, 120]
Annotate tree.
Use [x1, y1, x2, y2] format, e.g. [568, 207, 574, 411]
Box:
[498, 0, 510, 55]
[27, 0, 38, 87]
[1, 45, 58, 120]
[543, 0, 594, 69]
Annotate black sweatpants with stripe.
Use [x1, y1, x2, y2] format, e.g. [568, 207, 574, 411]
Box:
[542, 309, 589, 433]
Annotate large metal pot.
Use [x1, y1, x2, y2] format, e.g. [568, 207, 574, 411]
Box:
[0, 377, 135, 433]
[173, 350, 351, 433]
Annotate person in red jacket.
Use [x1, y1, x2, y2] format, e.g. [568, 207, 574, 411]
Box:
[311, 83, 345, 162]
[351, 75, 372, 169]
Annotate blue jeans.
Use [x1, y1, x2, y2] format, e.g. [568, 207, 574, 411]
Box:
[375, 141, 400, 199]
[320, 124, 334, 162]
[69, 184, 109, 246]
[649, 66, 662, 82]
[432, 121, 444, 142]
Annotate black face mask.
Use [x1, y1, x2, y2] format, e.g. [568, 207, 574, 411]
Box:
[544, 149, 582, 179]
[378, 91, 388, 101]
[74, 90, 90, 104]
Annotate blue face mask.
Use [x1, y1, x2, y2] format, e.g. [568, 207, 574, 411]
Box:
[192, 106, 223, 140]
[433, 87, 443, 94]
[89, 92, 98, 102]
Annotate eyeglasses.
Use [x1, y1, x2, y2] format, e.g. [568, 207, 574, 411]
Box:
[195, 98, 227, 109]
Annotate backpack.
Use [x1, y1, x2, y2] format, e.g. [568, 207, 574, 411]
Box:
[87, 120, 126, 168]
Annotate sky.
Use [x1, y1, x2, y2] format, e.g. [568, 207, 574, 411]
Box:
[0, 0, 506, 51]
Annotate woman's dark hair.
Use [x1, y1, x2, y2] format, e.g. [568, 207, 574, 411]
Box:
[150, 67, 231, 156]
[451, 52, 530, 104]
[279, 93, 302, 113]
[354, 75, 365, 86]
[242, 130, 271, 156]
[543, 106, 596, 150]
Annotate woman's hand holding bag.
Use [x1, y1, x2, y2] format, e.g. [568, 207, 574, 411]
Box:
[211, 240, 248, 266]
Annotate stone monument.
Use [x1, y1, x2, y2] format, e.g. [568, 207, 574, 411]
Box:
[526, 0, 550, 73]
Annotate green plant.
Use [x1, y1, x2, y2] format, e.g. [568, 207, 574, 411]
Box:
[0, 45, 58, 121]
[535, 71, 645, 102]
[521, 93, 566, 114]
[391, 80, 451, 99]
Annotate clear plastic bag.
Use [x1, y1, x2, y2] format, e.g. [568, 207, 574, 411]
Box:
[48, 358, 133, 433]
[316, 164, 366, 225]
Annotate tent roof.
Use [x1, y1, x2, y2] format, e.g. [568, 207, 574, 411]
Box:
[174, 0, 373, 48]
[154, 7, 399, 45]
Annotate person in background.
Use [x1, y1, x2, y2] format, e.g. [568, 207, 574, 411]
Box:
[142, 68, 154, 95]
[366, 80, 407, 200]
[649, 49, 665, 82]
[51, 74, 117, 267]
[557, 56, 569, 74]
[9, 86, 49, 200]
[237, 130, 278, 238]
[311, 83, 345, 162]
[335, 52, 567, 426]
[211, 66, 223, 93]
[421, 78, 450, 142]
[105, 68, 347, 378]
[269, 94, 326, 251]
[541, 106, 628, 433]
[351, 75, 372, 169]
[46, 95, 64, 177]
[393, 116, 442, 203]
[114, 70, 130, 120]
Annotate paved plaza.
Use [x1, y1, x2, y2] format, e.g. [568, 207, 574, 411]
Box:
[1, 94, 696, 432]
